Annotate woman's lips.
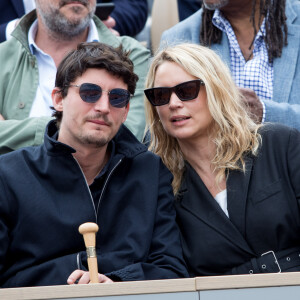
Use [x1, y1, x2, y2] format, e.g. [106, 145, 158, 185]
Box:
[170, 115, 191, 123]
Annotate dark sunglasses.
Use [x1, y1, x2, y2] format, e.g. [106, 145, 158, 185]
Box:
[144, 79, 205, 106]
[67, 83, 131, 108]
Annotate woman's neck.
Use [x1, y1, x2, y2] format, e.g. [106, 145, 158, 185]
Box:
[179, 136, 226, 197]
[179, 134, 215, 167]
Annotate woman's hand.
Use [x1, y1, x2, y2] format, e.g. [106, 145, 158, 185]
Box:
[67, 269, 113, 284]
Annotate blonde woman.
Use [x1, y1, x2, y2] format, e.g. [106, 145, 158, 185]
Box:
[144, 43, 300, 276]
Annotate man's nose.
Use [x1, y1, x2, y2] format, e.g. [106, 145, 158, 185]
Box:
[94, 92, 110, 113]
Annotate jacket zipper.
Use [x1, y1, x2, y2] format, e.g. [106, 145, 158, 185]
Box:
[73, 157, 123, 222]
[73, 157, 122, 270]
[73, 157, 97, 221]
[96, 158, 122, 215]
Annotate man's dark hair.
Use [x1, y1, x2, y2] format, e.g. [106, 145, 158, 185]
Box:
[200, 0, 288, 63]
[53, 42, 139, 124]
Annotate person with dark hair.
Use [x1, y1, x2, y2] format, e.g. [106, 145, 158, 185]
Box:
[0, 0, 150, 155]
[0, 42, 188, 288]
[0, 0, 148, 41]
[160, 0, 300, 130]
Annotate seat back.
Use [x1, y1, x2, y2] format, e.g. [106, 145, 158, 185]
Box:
[150, 0, 179, 54]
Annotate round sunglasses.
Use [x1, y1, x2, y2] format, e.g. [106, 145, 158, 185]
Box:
[67, 83, 131, 108]
[144, 79, 205, 106]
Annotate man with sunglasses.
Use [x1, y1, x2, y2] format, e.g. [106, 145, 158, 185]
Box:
[0, 0, 150, 155]
[0, 42, 188, 288]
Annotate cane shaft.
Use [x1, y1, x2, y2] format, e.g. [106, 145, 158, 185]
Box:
[87, 257, 99, 283]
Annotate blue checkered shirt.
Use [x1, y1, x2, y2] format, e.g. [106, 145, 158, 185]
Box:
[212, 10, 274, 120]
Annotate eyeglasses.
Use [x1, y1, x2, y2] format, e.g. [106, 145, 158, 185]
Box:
[144, 79, 205, 106]
[67, 83, 131, 108]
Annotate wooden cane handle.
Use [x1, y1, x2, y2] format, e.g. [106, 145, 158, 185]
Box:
[78, 222, 99, 283]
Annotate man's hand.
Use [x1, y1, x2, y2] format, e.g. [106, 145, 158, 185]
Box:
[102, 16, 120, 36]
[67, 269, 113, 284]
[0, 113, 5, 121]
[238, 87, 263, 123]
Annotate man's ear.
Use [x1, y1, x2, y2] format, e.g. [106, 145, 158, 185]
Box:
[122, 102, 130, 123]
[52, 87, 64, 112]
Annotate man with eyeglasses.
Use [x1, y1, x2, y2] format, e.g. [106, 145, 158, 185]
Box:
[0, 42, 188, 288]
[0, 0, 150, 155]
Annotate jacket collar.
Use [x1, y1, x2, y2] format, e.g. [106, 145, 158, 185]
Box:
[226, 156, 254, 237]
[177, 159, 255, 254]
[11, 9, 37, 53]
[43, 120, 147, 158]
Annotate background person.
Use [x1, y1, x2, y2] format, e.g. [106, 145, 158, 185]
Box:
[0, 42, 188, 288]
[97, 0, 148, 37]
[177, 0, 202, 21]
[160, 0, 300, 130]
[0, 0, 148, 41]
[0, 0, 34, 42]
[145, 43, 300, 276]
[0, 0, 150, 155]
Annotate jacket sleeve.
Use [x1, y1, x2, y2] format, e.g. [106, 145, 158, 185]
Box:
[120, 35, 150, 142]
[1, 253, 83, 287]
[104, 161, 188, 281]
[159, 13, 201, 51]
[263, 100, 300, 131]
[111, 0, 148, 37]
[0, 173, 11, 283]
[0, 117, 51, 155]
[286, 128, 300, 205]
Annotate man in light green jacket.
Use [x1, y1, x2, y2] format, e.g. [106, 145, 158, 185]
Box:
[0, 1, 150, 155]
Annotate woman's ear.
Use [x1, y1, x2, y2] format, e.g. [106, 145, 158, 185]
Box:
[52, 87, 64, 112]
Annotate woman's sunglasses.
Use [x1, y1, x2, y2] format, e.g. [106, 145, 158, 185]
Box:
[144, 79, 205, 106]
[67, 83, 131, 108]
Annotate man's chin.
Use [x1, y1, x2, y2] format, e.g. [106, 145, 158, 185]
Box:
[51, 15, 91, 39]
[81, 135, 110, 148]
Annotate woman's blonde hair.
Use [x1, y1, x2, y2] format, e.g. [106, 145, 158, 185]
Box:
[145, 43, 261, 194]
